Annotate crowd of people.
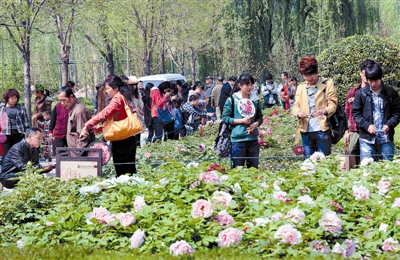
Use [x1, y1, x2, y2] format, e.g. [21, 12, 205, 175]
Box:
[1, 55, 399, 189]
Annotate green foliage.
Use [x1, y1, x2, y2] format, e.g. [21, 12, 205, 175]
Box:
[0, 61, 24, 93]
[318, 35, 400, 102]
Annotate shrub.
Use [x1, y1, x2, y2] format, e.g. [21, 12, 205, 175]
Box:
[317, 35, 400, 102]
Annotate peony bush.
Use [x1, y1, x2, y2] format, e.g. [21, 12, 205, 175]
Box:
[1, 154, 400, 258]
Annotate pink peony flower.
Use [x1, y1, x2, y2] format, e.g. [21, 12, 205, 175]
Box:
[199, 170, 220, 184]
[274, 224, 302, 244]
[273, 191, 292, 203]
[266, 128, 273, 136]
[360, 157, 374, 166]
[272, 109, 279, 116]
[116, 212, 136, 227]
[134, 196, 146, 212]
[144, 152, 152, 159]
[258, 138, 268, 148]
[254, 217, 270, 227]
[212, 191, 233, 207]
[379, 223, 388, 232]
[169, 240, 195, 256]
[46, 221, 54, 227]
[220, 175, 229, 181]
[217, 227, 242, 247]
[352, 185, 370, 200]
[327, 201, 343, 214]
[382, 237, 399, 252]
[297, 195, 315, 206]
[320, 210, 342, 234]
[270, 212, 284, 221]
[16, 240, 24, 249]
[391, 198, 400, 208]
[88, 207, 110, 224]
[300, 159, 316, 175]
[365, 216, 371, 220]
[286, 207, 306, 223]
[214, 210, 234, 226]
[332, 240, 356, 258]
[395, 219, 400, 226]
[378, 180, 391, 195]
[263, 116, 269, 123]
[189, 180, 200, 190]
[310, 151, 325, 161]
[199, 144, 205, 151]
[311, 240, 330, 253]
[105, 214, 117, 226]
[191, 199, 213, 218]
[130, 229, 146, 248]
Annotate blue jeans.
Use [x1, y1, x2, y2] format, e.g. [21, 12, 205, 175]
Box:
[231, 140, 260, 169]
[301, 130, 332, 158]
[359, 140, 394, 161]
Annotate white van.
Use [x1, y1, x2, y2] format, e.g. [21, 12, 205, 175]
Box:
[138, 74, 186, 88]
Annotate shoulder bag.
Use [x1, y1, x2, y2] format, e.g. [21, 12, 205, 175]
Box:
[214, 97, 234, 158]
[156, 107, 173, 124]
[102, 95, 143, 141]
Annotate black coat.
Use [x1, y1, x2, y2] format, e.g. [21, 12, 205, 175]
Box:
[352, 84, 400, 142]
[0, 139, 39, 180]
[218, 82, 232, 114]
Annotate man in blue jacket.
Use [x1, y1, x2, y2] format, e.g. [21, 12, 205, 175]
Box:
[352, 61, 400, 161]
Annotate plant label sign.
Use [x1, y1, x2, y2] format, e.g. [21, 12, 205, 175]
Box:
[56, 147, 102, 181]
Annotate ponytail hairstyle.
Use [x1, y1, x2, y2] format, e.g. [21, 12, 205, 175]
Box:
[231, 73, 255, 95]
[103, 74, 132, 102]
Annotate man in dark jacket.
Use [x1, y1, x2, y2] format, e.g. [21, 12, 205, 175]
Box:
[218, 76, 237, 115]
[352, 62, 400, 161]
[0, 128, 53, 189]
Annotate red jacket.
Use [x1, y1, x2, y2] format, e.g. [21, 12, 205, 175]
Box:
[150, 87, 168, 118]
[85, 92, 132, 129]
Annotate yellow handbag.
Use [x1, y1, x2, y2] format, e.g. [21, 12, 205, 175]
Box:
[102, 95, 143, 141]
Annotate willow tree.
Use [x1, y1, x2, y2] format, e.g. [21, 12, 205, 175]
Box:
[0, 0, 48, 119]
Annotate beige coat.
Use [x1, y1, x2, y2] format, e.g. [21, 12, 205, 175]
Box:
[292, 77, 338, 134]
[211, 82, 223, 109]
[66, 99, 94, 148]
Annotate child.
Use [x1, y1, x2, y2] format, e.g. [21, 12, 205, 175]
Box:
[39, 110, 52, 161]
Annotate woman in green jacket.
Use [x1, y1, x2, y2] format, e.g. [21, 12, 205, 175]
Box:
[221, 74, 263, 168]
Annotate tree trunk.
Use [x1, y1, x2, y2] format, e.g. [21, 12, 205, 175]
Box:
[107, 51, 114, 75]
[160, 44, 165, 74]
[179, 49, 185, 75]
[61, 45, 70, 86]
[144, 51, 152, 76]
[23, 46, 31, 120]
[190, 48, 197, 82]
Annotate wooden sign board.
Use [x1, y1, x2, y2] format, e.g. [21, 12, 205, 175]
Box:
[56, 147, 102, 181]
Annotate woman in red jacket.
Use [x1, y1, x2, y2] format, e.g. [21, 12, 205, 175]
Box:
[82, 75, 137, 176]
[150, 81, 173, 142]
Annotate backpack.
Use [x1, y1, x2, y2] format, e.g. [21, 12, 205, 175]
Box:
[214, 97, 234, 158]
[323, 83, 348, 144]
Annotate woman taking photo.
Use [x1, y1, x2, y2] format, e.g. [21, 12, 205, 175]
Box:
[150, 81, 173, 142]
[82, 75, 137, 176]
[292, 56, 338, 158]
[0, 89, 31, 158]
[32, 84, 52, 129]
[221, 74, 263, 169]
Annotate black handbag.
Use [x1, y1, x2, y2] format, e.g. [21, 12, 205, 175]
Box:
[214, 97, 234, 158]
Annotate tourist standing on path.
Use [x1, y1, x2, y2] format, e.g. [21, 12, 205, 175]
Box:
[292, 56, 338, 158]
[221, 74, 263, 169]
[261, 73, 278, 109]
[219, 76, 237, 115]
[288, 77, 298, 109]
[83, 75, 137, 175]
[143, 83, 154, 143]
[211, 76, 224, 119]
[150, 81, 174, 142]
[352, 61, 400, 161]
[204, 76, 215, 113]
[278, 72, 289, 109]
[57, 87, 94, 148]
[0, 89, 31, 159]
[31, 84, 52, 129]
[344, 59, 375, 164]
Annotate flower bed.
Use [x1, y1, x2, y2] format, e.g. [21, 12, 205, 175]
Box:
[1, 155, 400, 258]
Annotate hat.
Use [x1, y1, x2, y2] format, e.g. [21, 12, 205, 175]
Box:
[217, 76, 224, 82]
[128, 76, 139, 84]
[205, 76, 213, 80]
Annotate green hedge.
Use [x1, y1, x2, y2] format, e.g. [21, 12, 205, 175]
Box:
[318, 35, 400, 102]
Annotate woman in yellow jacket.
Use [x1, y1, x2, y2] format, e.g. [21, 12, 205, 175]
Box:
[292, 56, 338, 158]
